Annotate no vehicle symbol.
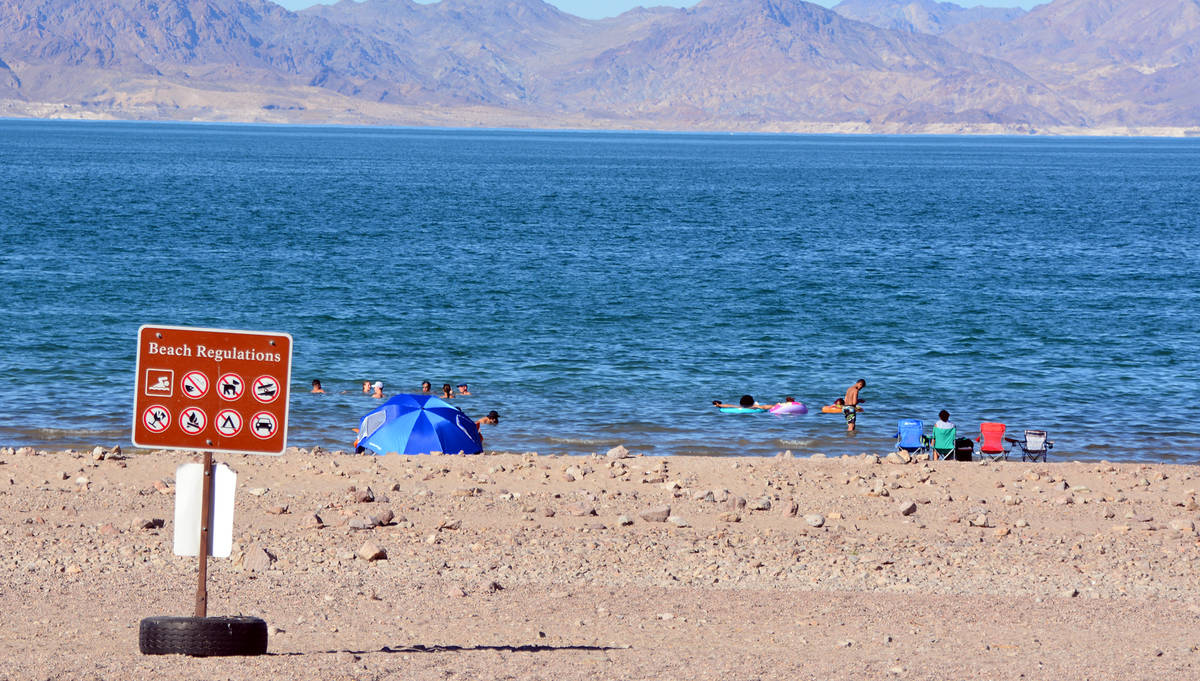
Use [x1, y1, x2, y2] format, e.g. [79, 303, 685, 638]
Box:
[214, 409, 243, 437]
[217, 372, 245, 401]
[250, 411, 279, 440]
[142, 405, 170, 433]
[181, 370, 209, 399]
[252, 375, 281, 404]
[179, 407, 207, 435]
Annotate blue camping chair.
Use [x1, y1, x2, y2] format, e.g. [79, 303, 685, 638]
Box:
[894, 419, 929, 455]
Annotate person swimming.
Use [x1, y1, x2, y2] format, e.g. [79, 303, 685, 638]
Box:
[311, 379, 325, 394]
[712, 395, 770, 411]
[457, 384, 471, 396]
[371, 381, 384, 399]
[441, 383, 455, 400]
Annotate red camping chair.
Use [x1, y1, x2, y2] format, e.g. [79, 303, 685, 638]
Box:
[976, 422, 1010, 461]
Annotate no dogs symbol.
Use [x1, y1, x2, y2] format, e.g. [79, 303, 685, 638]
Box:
[217, 373, 245, 401]
[250, 411, 279, 440]
[214, 409, 243, 438]
[142, 405, 170, 433]
[179, 407, 207, 435]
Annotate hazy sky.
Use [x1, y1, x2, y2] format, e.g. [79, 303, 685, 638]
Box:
[273, 1, 1046, 20]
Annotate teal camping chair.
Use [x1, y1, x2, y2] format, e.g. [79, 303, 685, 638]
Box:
[931, 425, 957, 461]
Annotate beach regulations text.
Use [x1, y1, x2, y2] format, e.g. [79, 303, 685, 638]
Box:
[133, 325, 293, 455]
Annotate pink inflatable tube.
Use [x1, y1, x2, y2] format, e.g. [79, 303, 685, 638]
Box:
[769, 402, 808, 415]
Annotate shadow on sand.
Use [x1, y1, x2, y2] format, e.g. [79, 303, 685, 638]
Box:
[274, 642, 624, 657]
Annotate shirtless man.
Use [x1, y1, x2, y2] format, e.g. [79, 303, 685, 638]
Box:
[843, 379, 866, 432]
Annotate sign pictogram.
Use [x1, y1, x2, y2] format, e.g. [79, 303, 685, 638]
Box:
[217, 372, 245, 401]
[181, 371, 209, 399]
[250, 411, 278, 440]
[214, 409, 243, 438]
[179, 407, 207, 435]
[142, 405, 170, 433]
[145, 369, 174, 397]
[252, 375, 281, 404]
[133, 325, 292, 455]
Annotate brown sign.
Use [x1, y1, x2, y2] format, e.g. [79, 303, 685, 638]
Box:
[133, 325, 293, 455]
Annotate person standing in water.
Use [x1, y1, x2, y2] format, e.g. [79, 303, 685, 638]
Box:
[441, 383, 455, 400]
[843, 379, 866, 432]
[310, 379, 325, 394]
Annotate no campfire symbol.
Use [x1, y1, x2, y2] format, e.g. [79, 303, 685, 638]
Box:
[179, 407, 207, 435]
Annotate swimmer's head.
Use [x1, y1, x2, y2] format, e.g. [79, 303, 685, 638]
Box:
[739, 395, 754, 408]
[784, 395, 794, 402]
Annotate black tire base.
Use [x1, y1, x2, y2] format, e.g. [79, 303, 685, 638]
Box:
[139, 616, 268, 656]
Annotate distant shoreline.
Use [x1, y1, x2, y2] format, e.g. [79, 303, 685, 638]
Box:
[4, 106, 1199, 139]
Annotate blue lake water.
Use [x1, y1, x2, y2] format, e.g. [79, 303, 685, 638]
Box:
[0, 120, 1197, 462]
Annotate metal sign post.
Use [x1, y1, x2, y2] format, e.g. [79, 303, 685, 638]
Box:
[133, 325, 292, 657]
[195, 451, 213, 618]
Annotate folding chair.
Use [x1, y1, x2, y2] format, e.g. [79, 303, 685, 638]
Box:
[976, 422, 1010, 461]
[1013, 430, 1053, 462]
[894, 419, 929, 455]
[930, 425, 956, 461]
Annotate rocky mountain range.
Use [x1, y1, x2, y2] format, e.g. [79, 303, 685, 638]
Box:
[832, 0, 1025, 35]
[0, 0, 1196, 134]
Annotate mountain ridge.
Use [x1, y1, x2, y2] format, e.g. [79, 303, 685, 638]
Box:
[0, 0, 1196, 134]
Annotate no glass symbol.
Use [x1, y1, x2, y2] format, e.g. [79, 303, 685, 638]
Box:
[142, 405, 170, 433]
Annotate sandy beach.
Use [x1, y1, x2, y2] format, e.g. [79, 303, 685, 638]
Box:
[2, 444, 1200, 680]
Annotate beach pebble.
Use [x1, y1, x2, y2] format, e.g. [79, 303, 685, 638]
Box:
[617, 515, 633, 526]
[353, 487, 375, 503]
[265, 505, 289, 515]
[1015, 519, 1029, 528]
[348, 517, 376, 530]
[357, 542, 386, 561]
[248, 487, 269, 497]
[693, 490, 715, 502]
[91, 446, 106, 461]
[786, 500, 799, 517]
[718, 512, 741, 523]
[667, 515, 690, 528]
[725, 496, 747, 511]
[748, 497, 771, 512]
[370, 509, 395, 526]
[969, 514, 990, 528]
[130, 517, 164, 530]
[640, 506, 671, 523]
[1169, 519, 1195, 533]
[566, 501, 597, 517]
[887, 451, 911, 465]
[304, 513, 324, 529]
[606, 445, 631, 460]
[804, 514, 825, 528]
[897, 501, 917, 516]
[243, 545, 276, 572]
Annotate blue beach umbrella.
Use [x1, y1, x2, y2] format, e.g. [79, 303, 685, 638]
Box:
[354, 394, 483, 455]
